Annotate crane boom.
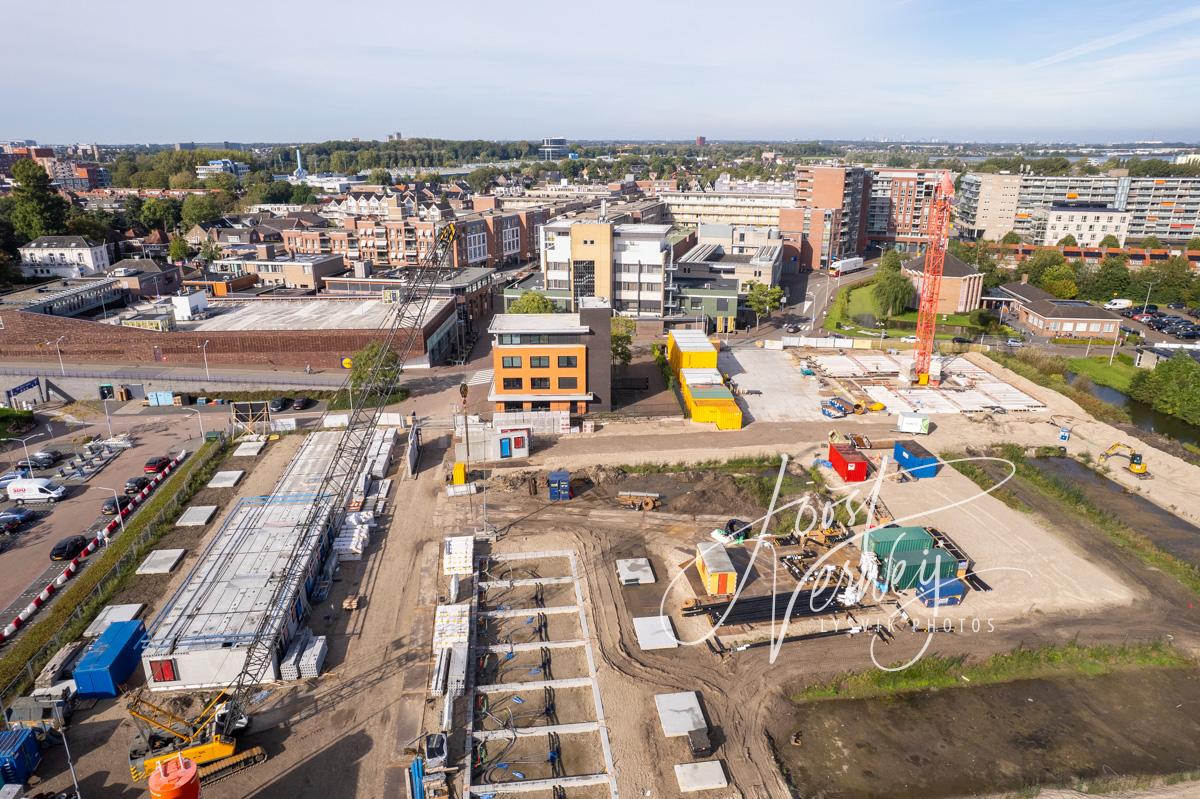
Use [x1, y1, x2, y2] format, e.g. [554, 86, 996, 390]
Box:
[913, 173, 956, 384]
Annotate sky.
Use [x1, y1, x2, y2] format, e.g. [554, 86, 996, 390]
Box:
[3, 0, 1200, 144]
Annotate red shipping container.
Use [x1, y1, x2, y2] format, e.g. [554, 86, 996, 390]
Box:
[828, 443, 869, 482]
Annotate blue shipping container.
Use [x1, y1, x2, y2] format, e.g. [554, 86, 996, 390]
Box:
[547, 470, 571, 501]
[916, 576, 966, 607]
[73, 619, 146, 699]
[894, 441, 941, 480]
[0, 728, 42, 786]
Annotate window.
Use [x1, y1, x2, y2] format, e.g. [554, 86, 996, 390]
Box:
[558, 376, 578, 390]
[503, 377, 523, 390]
[531, 377, 551, 390]
[716, 298, 730, 312]
[149, 659, 178, 682]
[531, 401, 551, 411]
[504, 401, 524, 412]
[557, 355, 577, 368]
[502, 356, 522, 368]
[530, 356, 549, 368]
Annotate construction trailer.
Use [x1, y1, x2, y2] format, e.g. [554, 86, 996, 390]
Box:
[667, 330, 718, 372]
[893, 440, 941, 479]
[827, 443, 869, 482]
[141, 432, 344, 691]
[695, 541, 738, 596]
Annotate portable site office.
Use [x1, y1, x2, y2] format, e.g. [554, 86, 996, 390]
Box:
[141, 432, 348, 691]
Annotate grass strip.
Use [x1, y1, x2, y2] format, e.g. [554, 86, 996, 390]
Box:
[1065, 354, 1139, 393]
[984, 349, 1129, 424]
[0, 438, 228, 693]
[0, 408, 35, 438]
[794, 641, 1189, 702]
[942, 451, 1030, 512]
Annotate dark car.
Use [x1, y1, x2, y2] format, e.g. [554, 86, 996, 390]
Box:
[291, 396, 310, 411]
[268, 397, 289, 413]
[31, 450, 64, 464]
[143, 456, 171, 474]
[124, 475, 151, 495]
[1119, 325, 1138, 335]
[50, 535, 88, 561]
[951, 336, 971, 344]
[0, 508, 36, 530]
[102, 495, 134, 516]
[0, 517, 20, 535]
[1167, 303, 1187, 310]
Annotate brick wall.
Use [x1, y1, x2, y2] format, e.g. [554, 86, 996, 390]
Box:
[0, 304, 450, 368]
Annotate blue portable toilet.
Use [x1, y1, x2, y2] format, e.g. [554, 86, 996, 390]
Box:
[547, 470, 572, 501]
[893, 440, 941, 480]
[0, 728, 42, 785]
[73, 619, 146, 699]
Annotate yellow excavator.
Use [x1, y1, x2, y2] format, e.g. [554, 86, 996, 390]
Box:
[1099, 443, 1150, 478]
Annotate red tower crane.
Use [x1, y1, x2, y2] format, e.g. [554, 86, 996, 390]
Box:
[912, 173, 956, 385]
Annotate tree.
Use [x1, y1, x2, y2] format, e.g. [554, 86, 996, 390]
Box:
[168, 236, 191, 263]
[169, 171, 196, 189]
[1187, 237, 1200, 252]
[1137, 235, 1163, 249]
[878, 249, 903, 273]
[65, 209, 112, 242]
[872, 269, 914, 318]
[121, 195, 144, 229]
[181, 194, 222, 229]
[368, 168, 393, 186]
[203, 172, 238, 193]
[1021, 249, 1066, 285]
[610, 318, 633, 366]
[1000, 231, 1021, 245]
[1055, 234, 1078, 247]
[1080, 255, 1130, 300]
[508, 290, 557, 314]
[9, 159, 68, 241]
[140, 197, 181, 231]
[1128, 352, 1200, 427]
[744, 280, 785, 327]
[289, 184, 316, 205]
[1098, 234, 1121, 249]
[348, 341, 401, 393]
[198, 239, 221, 264]
[1038, 261, 1078, 298]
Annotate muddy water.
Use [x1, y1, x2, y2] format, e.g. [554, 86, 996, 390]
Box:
[1065, 371, 1200, 447]
[1033, 456, 1200, 567]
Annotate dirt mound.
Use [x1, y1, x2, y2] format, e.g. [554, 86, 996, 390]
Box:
[585, 464, 626, 485]
[487, 470, 541, 492]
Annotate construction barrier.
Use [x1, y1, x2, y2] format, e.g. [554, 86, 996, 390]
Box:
[0, 450, 189, 645]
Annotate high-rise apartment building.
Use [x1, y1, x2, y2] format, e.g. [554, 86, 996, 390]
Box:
[539, 220, 674, 316]
[780, 165, 870, 270]
[866, 168, 950, 252]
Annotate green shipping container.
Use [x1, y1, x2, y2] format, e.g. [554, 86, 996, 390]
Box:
[863, 526, 935, 560]
[885, 549, 958, 590]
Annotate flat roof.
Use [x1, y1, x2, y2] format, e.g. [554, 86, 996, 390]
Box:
[183, 297, 450, 331]
[145, 432, 345, 663]
[488, 313, 588, 334]
[654, 691, 705, 737]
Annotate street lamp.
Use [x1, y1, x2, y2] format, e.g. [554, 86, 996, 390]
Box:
[94, 486, 126, 541]
[183, 407, 206, 439]
[2, 432, 44, 465]
[198, 339, 211, 380]
[46, 335, 65, 376]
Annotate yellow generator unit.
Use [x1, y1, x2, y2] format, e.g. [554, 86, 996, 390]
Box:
[696, 541, 738, 595]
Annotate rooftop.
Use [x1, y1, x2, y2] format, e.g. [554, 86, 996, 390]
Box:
[182, 297, 450, 331]
[1026, 298, 1120, 320]
[904, 253, 979, 279]
[489, 313, 589, 335]
[20, 235, 101, 249]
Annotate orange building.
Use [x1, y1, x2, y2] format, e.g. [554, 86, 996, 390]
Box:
[488, 301, 612, 415]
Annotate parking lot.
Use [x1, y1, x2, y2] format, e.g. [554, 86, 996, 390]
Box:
[0, 411, 193, 615]
[1114, 303, 1200, 344]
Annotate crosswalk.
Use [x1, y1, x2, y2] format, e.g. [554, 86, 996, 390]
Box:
[465, 368, 493, 386]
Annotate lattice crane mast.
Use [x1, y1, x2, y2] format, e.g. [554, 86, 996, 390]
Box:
[912, 173, 956, 385]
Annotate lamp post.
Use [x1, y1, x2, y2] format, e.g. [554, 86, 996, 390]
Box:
[101, 398, 113, 439]
[46, 335, 66, 376]
[2, 432, 43, 465]
[198, 339, 211, 380]
[183, 407, 206, 439]
[95, 486, 126, 541]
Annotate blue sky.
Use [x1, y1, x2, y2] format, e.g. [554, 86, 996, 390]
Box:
[4, 0, 1199, 144]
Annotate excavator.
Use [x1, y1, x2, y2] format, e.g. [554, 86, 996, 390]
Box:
[127, 223, 461, 785]
[1098, 442, 1151, 478]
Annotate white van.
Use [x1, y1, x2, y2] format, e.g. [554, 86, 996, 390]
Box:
[7, 478, 67, 505]
[1104, 299, 1133, 310]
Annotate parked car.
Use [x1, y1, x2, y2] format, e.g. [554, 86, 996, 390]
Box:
[951, 336, 971, 344]
[1188, 308, 1200, 318]
[1006, 338, 1025, 347]
[268, 397, 290, 413]
[1119, 325, 1139, 335]
[102, 495, 134, 516]
[0, 470, 32, 490]
[15, 454, 55, 471]
[900, 335, 918, 343]
[31, 450, 64, 465]
[124, 476, 150, 495]
[49, 535, 88, 561]
[1132, 313, 1155, 322]
[143, 456, 171, 474]
[7, 478, 66, 505]
[291, 396, 310, 411]
[1167, 303, 1187, 310]
[1104, 299, 1133, 311]
[783, 324, 801, 334]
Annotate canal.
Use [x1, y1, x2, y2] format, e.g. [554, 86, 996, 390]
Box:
[1065, 371, 1200, 448]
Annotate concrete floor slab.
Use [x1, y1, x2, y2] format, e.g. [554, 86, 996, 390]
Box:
[207, 470, 245, 489]
[675, 760, 727, 792]
[616, 557, 655, 585]
[718, 348, 825, 423]
[83, 603, 144, 638]
[136, 548, 186, 575]
[655, 691, 705, 737]
[176, 505, 218, 527]
[233, 441, 265, 457]
[632, 615, 679, 650]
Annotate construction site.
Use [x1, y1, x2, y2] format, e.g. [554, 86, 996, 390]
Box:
[6, 166, 1200, 799]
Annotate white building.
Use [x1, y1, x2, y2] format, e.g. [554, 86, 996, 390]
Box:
[1030, 204, 1130, 247]
[539, 219, 673, 317]
[18, 235, 111, 278]
[195, 159, 250, 182]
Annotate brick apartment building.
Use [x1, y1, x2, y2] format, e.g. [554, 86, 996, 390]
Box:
[781, 165, 871, 270]
[867, 168, 951, 252]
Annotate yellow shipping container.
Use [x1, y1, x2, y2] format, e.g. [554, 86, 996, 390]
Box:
[696, 541, 737, 595]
